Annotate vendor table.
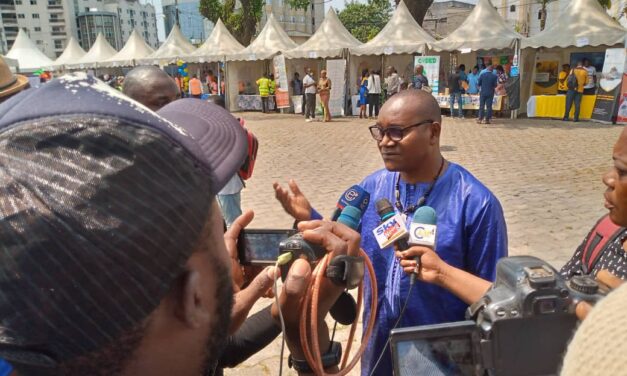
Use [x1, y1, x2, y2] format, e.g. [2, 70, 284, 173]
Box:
[527, 95, 596, 119]
[435, 94, 504, 111]
[236, 95, 276, 111]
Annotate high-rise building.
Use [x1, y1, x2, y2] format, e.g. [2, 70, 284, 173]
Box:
[0, 0, 158, 59]
[259, 0, 324, 43]
[423, 1, 475, 39]
[162, 0, 212, 44]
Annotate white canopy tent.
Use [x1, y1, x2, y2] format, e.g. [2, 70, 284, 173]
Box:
[139, 25, 196, 65]
[184, 19, 244, 63]
[6, 29, 53, 72]
[522, 0, 627, 49]
[350, 1, 434, 56]
[227, 14, 297, 61]
[50, 37, 86, 70]
[67, 33, 117, 69]
[430, 0, 523, 52]
[226, 14, 297, 111]
[101, 29, 155, 68]
[284, 8, 362, 59]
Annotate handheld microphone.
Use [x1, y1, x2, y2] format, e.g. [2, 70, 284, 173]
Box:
[373, 198, 409, 250]
[331, 185, 370, 221]
[279, 205, 364, 267]
[408, 206, 437, 285]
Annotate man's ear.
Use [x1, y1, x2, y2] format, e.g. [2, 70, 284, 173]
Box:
[430, 122, 442, 144]
[174, 270, 211, 328]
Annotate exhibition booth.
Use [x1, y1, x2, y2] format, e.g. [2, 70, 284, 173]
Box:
[522, 0, 627, 121]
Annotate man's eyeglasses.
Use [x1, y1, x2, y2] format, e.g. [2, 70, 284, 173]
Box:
[369, 120, 434, 142]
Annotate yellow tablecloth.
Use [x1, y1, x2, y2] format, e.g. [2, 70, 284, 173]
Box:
[530, 95, 596, 119]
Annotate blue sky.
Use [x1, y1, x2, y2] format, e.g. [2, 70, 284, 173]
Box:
[143, 0, 478, 41]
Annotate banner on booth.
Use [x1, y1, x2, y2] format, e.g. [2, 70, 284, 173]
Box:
[414, 56, 440, 94]
[327, 59, 346, 117]
[532, 61, 559, 96]
[592, 48, 626, 124]
[272, 54, 290, 109]
[616, 74, 627, 124]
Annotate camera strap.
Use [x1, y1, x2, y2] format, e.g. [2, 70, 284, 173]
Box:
[581, 214, 624, 275]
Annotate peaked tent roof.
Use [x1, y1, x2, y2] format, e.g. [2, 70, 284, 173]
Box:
[184, 19, 244, 62]
[522, 0, 627, 49]
[6, 29, 53, 71]
[51, 37, 86, 68]
[139, 25, 196, 64]
[430, 0, 523, 52]
[350, 1, 435, 56]
[227, 14, 297, 61]
[284, 8, 362, 59]
[101, 29, 155, 67]
[68, 33, 118, 69]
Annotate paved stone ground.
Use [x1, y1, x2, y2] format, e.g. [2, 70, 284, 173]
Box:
[226, 113, 622, 376]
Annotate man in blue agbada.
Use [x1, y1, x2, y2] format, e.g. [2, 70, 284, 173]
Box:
[274, 89, 508, 375]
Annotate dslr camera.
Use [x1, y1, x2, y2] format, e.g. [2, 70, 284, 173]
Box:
[389, 256, 606, 376]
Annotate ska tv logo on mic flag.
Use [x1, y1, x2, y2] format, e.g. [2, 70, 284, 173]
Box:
[373, 214, 408, 249]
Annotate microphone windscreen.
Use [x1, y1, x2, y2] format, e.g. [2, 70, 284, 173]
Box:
[413, 206, 437, 225]
[375, 198, 395, 220]
[338, 206, 362, 230]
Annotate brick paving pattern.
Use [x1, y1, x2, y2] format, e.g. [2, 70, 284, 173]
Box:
[227, 113, 622, 375]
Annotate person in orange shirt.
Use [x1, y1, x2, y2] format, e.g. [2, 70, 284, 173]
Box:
[188, 74, 204, 99]
[563, 61, 588, 122]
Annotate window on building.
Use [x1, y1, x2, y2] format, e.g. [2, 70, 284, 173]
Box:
[30, 0, 36, 4]
[291, 16, 295, 23]
[34, 26, 41, 31]
[510, 5, 516, 12]
[538, 10, 542, 19]
[54, 39, 63, 49]
[300, 16, 305, 22]
[17, 14, 25, 18]
[15, 0, 22, 4]
[279, 15, 283, 21]
[32, 13, 39, 18]
[36, 40, 42, 45]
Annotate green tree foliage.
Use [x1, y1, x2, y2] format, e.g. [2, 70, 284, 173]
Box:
[337, 0, 392, 42]
[199, 0, 264, 45]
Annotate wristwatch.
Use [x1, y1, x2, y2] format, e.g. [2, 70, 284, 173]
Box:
[288, 341, 342, 373]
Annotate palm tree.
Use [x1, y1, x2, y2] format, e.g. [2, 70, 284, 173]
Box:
[540, 0, 613, 31]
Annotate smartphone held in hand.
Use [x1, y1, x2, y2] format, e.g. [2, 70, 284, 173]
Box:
[237, 229, 298, 265]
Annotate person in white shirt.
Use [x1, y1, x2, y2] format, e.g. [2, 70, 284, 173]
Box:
[583, 58, 597, 95]
[367, 69, 382, 118]
[385, 66, 401, 98]
[302, 68, 317, 122]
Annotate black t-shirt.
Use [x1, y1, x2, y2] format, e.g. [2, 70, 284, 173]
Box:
[449, 72, 462, 93]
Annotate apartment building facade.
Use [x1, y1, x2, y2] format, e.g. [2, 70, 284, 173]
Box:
[0, 0, 158, 58]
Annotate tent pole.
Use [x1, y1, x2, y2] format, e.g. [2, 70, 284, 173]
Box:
[345, 48, 351, 117]
[512, 39, 520, 119]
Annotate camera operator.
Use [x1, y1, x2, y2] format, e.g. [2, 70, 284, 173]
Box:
[121, 69, 284, 376]
[396, 126, 627, 310]
[274, 89, 508, 375]
[0, 74, 351, 376]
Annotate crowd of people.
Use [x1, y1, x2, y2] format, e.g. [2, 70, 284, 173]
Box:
[0, 53, 625, 376]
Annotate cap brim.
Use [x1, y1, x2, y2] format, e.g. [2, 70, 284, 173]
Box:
[0, 74, 29, 98]
[157, 99, 247, 193]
